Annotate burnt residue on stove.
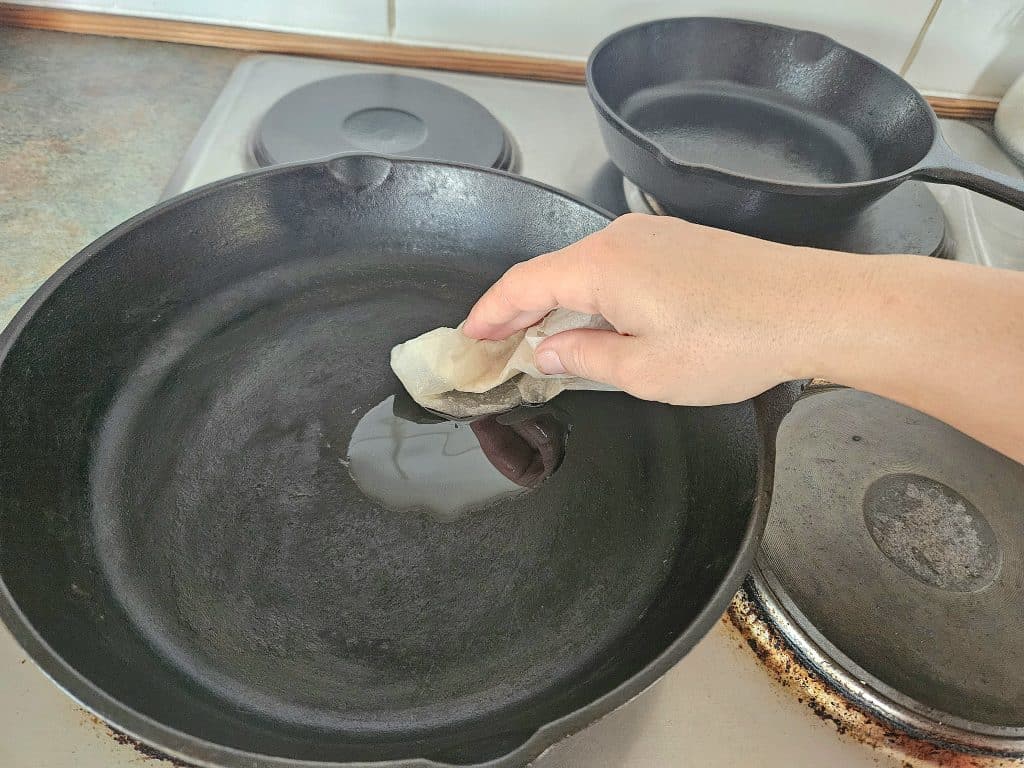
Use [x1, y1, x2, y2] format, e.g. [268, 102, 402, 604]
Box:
[723, 588, 1024, 768]
[108, 729, 195, 767]
[84, 712, 195, 767]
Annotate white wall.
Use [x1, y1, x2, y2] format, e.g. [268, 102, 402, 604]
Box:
[11, 0, 1024, 99]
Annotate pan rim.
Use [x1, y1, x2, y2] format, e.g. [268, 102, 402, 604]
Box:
[0, 153, 769, 768]
[585, 15, 939, 195]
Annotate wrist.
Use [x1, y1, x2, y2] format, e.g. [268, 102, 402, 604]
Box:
[782, 250, 900, 386]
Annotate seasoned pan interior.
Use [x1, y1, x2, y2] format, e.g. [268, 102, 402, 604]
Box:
[589, 18, 936, 184]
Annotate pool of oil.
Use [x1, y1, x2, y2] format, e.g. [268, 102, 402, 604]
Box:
[346, 394, 569, 520]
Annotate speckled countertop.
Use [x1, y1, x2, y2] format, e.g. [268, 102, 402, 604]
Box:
[0, 27, 243, 329]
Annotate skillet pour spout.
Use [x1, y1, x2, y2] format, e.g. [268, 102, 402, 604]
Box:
[0, 153, 798, 768]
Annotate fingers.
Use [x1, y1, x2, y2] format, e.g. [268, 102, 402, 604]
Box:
[534, 328, 641, 390]
[462, 233, 605, 340]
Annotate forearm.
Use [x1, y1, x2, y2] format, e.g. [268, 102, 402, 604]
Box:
[798, 253, 1024, 463]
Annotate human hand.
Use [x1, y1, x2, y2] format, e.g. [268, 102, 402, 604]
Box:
[463, 213, 1024, 461]
[462, 213, 860, 406]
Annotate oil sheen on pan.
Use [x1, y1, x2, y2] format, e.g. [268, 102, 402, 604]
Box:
[345, 394, 569, 520]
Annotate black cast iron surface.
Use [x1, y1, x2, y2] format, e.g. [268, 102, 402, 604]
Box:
[0, 156, 792, 767]
[587, 17, 1024, 239]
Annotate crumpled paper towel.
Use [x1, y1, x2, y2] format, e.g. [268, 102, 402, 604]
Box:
[390, 310, 619, 418]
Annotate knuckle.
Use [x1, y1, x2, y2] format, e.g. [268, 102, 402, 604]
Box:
[600, 213, 656, 255]
[587, 229, 626, 275]
[598, 219, 628, 248]
[494, 263, 527, 308]
[616, 211, 648, 228]
[502, 260, 528, 282]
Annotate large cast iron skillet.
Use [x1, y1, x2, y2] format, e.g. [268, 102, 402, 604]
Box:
[588, 17, 1024, 238]
[0, 155, 794, 767]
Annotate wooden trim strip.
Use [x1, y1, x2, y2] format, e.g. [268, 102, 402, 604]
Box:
[924, 95, 999, 120]
[0, 4, 585, 82]
[0, 3, 999, 118]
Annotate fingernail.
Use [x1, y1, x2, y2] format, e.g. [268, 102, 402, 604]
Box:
[536, 349, 566, 375]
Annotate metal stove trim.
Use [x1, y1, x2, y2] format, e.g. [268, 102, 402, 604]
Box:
[741, 564, 1024, 758]
[621, 177, 956, 258]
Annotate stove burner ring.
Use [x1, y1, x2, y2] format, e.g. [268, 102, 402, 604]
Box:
[863, 473, 1002, 592]
[621, 176, 951, 258]
[732, 576, 1024, 761]
[747, 386, 1024, 755]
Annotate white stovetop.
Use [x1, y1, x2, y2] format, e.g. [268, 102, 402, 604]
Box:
[1, 613, 908, 768]
[3, 55, 1022, 768]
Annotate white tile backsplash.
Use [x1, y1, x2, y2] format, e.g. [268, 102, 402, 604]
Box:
[905, 0, 1024, 99]
[391, 0, 935, 72]
[115, 0, 389, 38]
[11, 0, 1024, 98]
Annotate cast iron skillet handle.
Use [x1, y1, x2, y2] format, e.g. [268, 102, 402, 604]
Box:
[751, 380, 803, 504]
[912, 137, 1024, 212]
[753, 381, 802, 445]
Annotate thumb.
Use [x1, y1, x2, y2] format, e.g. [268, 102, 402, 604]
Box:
[534, 328, 638, 388]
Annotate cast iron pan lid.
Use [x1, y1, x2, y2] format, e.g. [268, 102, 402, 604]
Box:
[251, 73, 514, 169]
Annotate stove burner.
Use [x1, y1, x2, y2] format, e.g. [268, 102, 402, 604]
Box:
[863, 473, 1002, 592]
[342, 107, 427, 153]
[758, 387, 1024, 732]
[251, 74, 517, 171]
[622, 177, 951, 257]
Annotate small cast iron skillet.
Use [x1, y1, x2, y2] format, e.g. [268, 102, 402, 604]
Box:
[588, 17, 1024, 238]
